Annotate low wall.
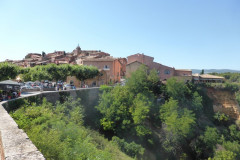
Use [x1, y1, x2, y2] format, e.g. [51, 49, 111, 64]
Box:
[42, 88, 55, 91]
[0, 88, 100, 160]
[0, 131, 4, 160]
[21, 88, 40, 92]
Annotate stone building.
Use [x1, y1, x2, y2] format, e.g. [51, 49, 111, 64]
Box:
[79, 57, 127, 83]
[192, 74, 224, 83]
[66, 70, 108, 87]
[126, 53, 192, 81]
[25, 53, 42, 59]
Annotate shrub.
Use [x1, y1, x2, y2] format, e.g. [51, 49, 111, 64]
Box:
[111, 136, 144, 158]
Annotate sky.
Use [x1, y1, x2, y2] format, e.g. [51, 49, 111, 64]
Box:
[0, 0, 239, 70]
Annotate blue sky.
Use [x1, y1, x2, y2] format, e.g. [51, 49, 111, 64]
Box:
[0, 0, 239, 70]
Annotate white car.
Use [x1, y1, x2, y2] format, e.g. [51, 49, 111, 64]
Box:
[64, 84, 76, 90]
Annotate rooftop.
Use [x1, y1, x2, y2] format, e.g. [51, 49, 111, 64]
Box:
[193, 74, 225, 79]
[175, 69, 192, 71]
[82, 57, 115, 62]
[0, 80, 20, 85]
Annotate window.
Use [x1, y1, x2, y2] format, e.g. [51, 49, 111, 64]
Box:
[164, 69, 170, 75]
[103, 65, 110, 70]
[157, 70, 160, 75]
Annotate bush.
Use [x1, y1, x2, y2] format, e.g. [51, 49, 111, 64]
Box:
[209, 150, 237, 160]
[225, 83, 239, 92]
[214, 112, 229, 122]
[11, 98, 132, 160]
[111, 136, 144, 158]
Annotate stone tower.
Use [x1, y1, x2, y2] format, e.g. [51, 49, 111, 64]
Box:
[73, 44, 81, 56]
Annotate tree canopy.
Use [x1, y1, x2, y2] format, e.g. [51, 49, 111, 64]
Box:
[0, 62, 20, 81]
[20, 63, 99, 82]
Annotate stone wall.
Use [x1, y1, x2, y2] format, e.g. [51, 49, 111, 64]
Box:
[0, 88, 100, 159]
[127, 53, 154, 66]
[174, 70, 192, 76]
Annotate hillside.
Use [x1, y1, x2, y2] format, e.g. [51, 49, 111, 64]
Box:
[8, 68, 240, 160]
[192, 69, 240, 74]
[207, 88, 240, 119]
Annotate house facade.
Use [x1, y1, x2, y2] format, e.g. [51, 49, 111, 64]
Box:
[192, 74, 224, 83]
[126, 53, 192, 81]
[79, 57, 127, 83]
[66, 70, 108, 87]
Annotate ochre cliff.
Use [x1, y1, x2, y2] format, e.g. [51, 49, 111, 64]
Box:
[207, 88, 240, 120]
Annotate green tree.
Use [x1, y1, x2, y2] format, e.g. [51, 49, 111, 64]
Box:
[166, 78, 190, 103]
[111, 136, 144, 158]
[0, 62, 20, 81]
[201, 127, 220, 149]
[160, 98, 196, 138]
[96, 86, 133, 134]
[222, 141, 240, 159]
[72, 65, 99, 81]
[229, 125, 240, 141]
[131, 93, 152, 136]
[191, 91, 203, 116]
[42, 51, 46, 57]
[11, 98, 131, 160]
[236, 91, 240, 105]
[209, 150, 236, 160]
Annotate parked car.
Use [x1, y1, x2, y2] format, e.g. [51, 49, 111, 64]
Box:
[21, 84, 33, 90]
[25, 81, 34, 87]
[64, 84, 76, 90]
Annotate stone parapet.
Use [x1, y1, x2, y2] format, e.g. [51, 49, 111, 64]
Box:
[0, 88, 100, 160]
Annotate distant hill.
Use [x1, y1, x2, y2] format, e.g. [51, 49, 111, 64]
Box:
[192, 69, 240, 74]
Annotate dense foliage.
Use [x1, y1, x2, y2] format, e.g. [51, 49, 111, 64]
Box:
[0, 62, 21, 81]
[95, 66, 240, 159]
[10, 66, 240, 159]
[211, 72, 240, 83]
[11, 98, 132, 160]
[19, 63, 99, 82]
[0, 62, 99, 82]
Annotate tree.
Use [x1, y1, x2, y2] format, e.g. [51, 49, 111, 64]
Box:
[131, 93, 152, 136]
[201, 127, 219, 149]
[72, 65, 99, 81]
[209, 150, 237, 160]
[166, 78, 190, 103]
[191, 91, 203, 116]
[222, 141, 240, 159]
[96, 86, 134, 135]
[126, 65, 150, 95]
[20, 64, 99, 82]
[42, 51, 46, 57]
[126, 65, 161, 96]
[201, 69, 204, 75]
[160, 98, 196, 138]
[236, 91, 240, 105]
[97, 85, 154, 137]
[29, 65, 51, 81]
[0, 62, 20, 81]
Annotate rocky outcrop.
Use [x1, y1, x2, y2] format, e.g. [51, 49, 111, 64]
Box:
[207, 88, 240, 120]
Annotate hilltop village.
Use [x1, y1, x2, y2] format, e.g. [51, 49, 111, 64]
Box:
[4, 45, 224, 86]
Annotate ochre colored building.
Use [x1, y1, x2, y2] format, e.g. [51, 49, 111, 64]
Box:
[66, 70, 108, 87]
[126, 53, 192, 81]
[79, 57, 127, 83]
